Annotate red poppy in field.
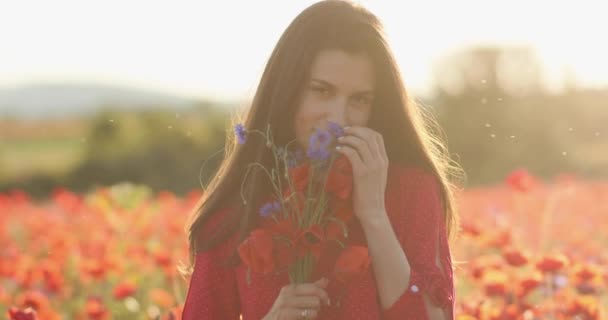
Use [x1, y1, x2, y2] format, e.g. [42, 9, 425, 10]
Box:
[13, 291, 61, 320]
[51, 187, 83, 214]
[483, 228, 512, 248]
[85, 296, 108, 320]
[40, 262, 63, 293]
[8, 307, 38, 320]
[8, 189, 30, 205]
[566, 296, 600, 319]
[81, 258, 107, 280]
[14, 291, 49, 314]
[574, 263, 600, 282]
[482, 270, 509, 297]
[517, 273, 542, 297]
[535, 254, 569, 273]
[113, 281, 137, 300]
[153, 248, 172, 268]
[502, 247, 529, 267]
[505, 168, 539, 193]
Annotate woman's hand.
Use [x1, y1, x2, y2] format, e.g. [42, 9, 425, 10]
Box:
[335, 126, 389, 225]
[263, 277, 331, 320]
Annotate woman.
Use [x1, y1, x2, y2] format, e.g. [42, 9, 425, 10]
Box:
[181, 0, 463, 319]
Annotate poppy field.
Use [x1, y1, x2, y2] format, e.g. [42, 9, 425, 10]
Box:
[1, 169, 606, 319]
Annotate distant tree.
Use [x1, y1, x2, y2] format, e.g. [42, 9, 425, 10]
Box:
[428, 46, 577, 184]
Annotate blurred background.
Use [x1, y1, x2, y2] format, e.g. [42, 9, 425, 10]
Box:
[1, 0, 606, 197]
[1, 1, 607, 319]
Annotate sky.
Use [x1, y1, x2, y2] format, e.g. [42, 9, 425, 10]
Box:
[1, 0, 607, 101]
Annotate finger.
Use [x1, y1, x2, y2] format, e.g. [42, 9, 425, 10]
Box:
[370, 132, 387, 163]
[344, 126, 382, 161]
[343, 127, 378, 158]
[375, 132, 388, 162]
[279, 307, 319, 319]
[335, 145, 364, 173]
[312, 277, 329, 289]
[283, 295, 322, 310]
[337, 135, 374, 164]
[291, 283, 330, 305]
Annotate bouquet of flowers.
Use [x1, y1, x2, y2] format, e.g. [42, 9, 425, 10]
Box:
[234, 121, 371, 286]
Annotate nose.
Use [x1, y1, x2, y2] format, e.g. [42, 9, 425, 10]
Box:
[323, 97, 348, 128]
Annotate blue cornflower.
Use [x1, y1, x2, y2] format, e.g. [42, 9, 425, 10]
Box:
[234, 123, 247, 144]
[327, 121, 345, 138]
[259, 201, 281, 217]
[306, 128, 332, 161]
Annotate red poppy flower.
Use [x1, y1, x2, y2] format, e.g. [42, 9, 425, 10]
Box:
[15, 291, 49, 313]
[502, 247, 529, 267]
[574, 264, 599, 282]
[8, 307, 38, 320]
[113, 281, 137, 300]
[566, 296, 600, 319]
[517, 273, 542, 297]
[505, 168, 539, 193]
[333, 246, 370, 283]
[535, 254, 568, 273]
[482, 270, 508, 297]
[238, 229, 275, 274]
[297, 224, 325, 260]
[85, 296, 108, 320]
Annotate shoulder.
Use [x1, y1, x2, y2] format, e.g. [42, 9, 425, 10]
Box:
[386, 163, 444, 223]
[387, 163, 441, 196]
[195, 204, 240, 254]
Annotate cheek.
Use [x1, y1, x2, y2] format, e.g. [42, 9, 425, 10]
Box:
[294, 99, 323, 142]
[354, 107, 372, 126]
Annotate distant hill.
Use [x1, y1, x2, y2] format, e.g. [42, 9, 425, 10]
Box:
[0, 83, 223, 119]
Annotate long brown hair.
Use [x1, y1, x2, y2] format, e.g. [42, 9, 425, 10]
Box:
[180, 0, 464, 278]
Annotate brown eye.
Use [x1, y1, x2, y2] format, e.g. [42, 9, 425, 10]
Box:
[352, 95, 373, 107]
[311, 85, 330, 96]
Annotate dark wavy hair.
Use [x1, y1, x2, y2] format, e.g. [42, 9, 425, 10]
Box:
[180, 0, 463, 278]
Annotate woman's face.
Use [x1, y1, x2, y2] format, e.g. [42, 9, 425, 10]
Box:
[294, 49, 375, 151]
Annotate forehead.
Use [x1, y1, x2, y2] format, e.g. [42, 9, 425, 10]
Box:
[309, 49, 375, 91]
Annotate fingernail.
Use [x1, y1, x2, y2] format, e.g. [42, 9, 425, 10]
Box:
[344, 126, 351, 130]
[327, 298, 331, 306]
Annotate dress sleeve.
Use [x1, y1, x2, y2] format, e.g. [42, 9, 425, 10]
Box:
[381, 168, 455, 320]
[182, 208, 242, 320]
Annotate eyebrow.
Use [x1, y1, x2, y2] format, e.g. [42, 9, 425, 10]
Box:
[310, 78, 374, 96]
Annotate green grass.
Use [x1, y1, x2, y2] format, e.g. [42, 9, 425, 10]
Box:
[1, 136, 86, 181]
